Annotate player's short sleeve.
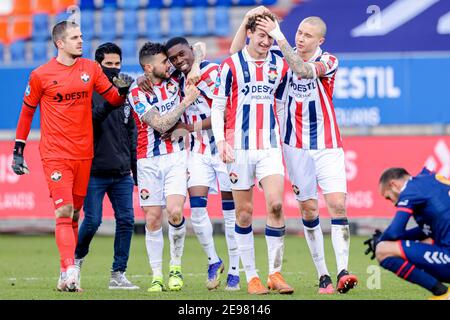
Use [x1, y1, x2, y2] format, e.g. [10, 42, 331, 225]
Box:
[213, 61, 232, 100]
[311, 53, 338, 79]
[23, 70, 43, 108]
[198, 64, 219, 100]
[92, 61, 114, 95]
[127, 86, 156, 120]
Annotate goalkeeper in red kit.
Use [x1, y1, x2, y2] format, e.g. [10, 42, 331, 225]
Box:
[11, 21, 133, 292]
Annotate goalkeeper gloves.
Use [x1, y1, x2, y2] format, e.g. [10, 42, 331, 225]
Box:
[113, 73, 134, 96]
[363, 229, 383, 260]
[11, 141, 29, 175]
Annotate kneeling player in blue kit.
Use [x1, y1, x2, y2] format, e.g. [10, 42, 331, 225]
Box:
[365, 167, 450, 300]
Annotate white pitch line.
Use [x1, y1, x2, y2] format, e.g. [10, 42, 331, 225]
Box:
[4, 271, 306, 282]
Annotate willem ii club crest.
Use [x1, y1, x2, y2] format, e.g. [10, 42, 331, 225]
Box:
[292, 185, 300, 195]
[140, 189, 150, 200]
[166, 81, 177, 95]
[51, 170, 62, 182]
[81, 72, 90, 83]
[229, 172, 239, 184]
[267, 68, 278, 83]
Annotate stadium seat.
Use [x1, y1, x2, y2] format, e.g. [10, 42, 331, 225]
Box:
[191, 7, 208, 37]
[147, 0, 164, 8]
[214, 6, 230, 37]
[79, 0, 96, 10]
[103, 0, 118, 8]
[118, 0, 140, 9]
[12, 0, 32, 15]
[82, 39, 92, 59]
[55, 11, 71, 23]
[261, 0, 277, 4]
[80, 9, 95, 40]
[121, 38, 138, 64]
[54, 0, 78, 13]
[100, 8, 117, 42]
[190, 0, 208, 6]
[32, 13, 50, 41]
[10, 40, 26, 62]
[237, 0, 256, 5]
[33, 0, 54, 14]
[32, 40, 48, 62]
[171, 0, 187, 7]
[0, 43, 4, 62]
[214, 0, 232, 6]
[168, 8, 186, 37]
[10, 17, 32, 42]
[122, 9, 139, 39]
[0, 18, 9, 44]
[145, 8, 162, 41]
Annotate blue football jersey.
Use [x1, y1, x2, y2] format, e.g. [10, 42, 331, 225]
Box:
[396, 167, 450, 247]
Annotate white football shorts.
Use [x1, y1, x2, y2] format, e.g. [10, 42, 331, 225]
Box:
[187, 152, 232, 194]
[226, 148, 284, 190]
[283, 144, 347, 201]
[137, 150, 188, 206]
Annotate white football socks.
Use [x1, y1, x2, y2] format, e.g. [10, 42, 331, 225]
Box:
[145, 226, 164, 278]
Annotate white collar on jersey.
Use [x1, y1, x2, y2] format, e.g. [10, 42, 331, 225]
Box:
[242, 46, 272, 63]
[306, 46, 323, 62]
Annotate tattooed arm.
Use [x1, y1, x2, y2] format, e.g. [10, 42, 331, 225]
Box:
[141, 84, 200, 133]
[277, 40, 315, 79]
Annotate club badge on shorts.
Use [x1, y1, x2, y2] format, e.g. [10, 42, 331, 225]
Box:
[292, 185, 300, 195]
[229, 172, 238, 184]
[140, 188, 150, 200]
[51, 170, 62, 182]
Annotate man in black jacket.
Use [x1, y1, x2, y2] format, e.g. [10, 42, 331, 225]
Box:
[74, 42, 139, 290]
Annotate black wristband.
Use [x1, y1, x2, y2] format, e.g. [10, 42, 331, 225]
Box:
[13, 141, 25, 156]
[118, 86, 130, 96]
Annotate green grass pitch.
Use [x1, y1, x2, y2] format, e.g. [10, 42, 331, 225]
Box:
[0, 234, 428, 300]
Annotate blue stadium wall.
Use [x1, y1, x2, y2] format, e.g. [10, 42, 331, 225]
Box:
[2, 53, 449, 130]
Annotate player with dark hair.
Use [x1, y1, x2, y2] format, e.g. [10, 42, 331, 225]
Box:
[364, 167, 450, 300]
[74, 42, 139, 290]
[11, 21, 133, 292]
[166, 37, 240, 291]
[211, 11, 293, 295]
[128, 41, 202, 292]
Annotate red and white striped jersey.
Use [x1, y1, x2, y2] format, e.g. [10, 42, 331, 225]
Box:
[213, 47, 289, 150]
[282, 46, 343, 150]
[181, 60, 219, 155]
[128, 76, 187, 159]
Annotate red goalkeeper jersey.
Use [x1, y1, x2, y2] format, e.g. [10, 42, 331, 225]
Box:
[19, 57, 125, 160]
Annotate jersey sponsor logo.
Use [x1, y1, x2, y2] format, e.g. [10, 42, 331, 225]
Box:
[53, 91, 89, 103]
[241, 85, 274, 96]
[160, 100, 176, 112]
[140, 188, 150, 200]
[292, 185, 300, 195]
[50, 170, 62, 182]
[290, 81, 317, 92]
[229, 172, 238, 184]
[81, 73, 90, 83]
[25, 84, 31, 96]
[134, 102, 146, 115]
[214, 74, 221, 88]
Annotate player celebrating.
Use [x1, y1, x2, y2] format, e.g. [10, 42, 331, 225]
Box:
[250, 14, 358, 294]
[11, 21, 132, 292]
[128, 42, 200, 292]
[211, 12, 293, 295]
[166, 37, 240, 291]
[364, 167, 450, 300]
